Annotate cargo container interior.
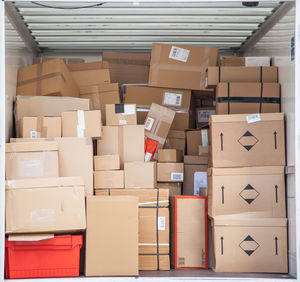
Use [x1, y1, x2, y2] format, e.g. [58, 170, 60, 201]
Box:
[1, 0, 299, 281]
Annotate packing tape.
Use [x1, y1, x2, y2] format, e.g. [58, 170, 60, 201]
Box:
[77, 110, 85, 138]
[139, 243, 169, 246]
[139, 200, 169, 206]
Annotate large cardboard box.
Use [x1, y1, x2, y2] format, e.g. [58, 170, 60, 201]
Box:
[157, 163, 184, 182]
[97, 125, 144, 168]
[61, 110, 102, 138]
[85, 196, 139, 276]
[216, 82, 280, 115]
[5, 177, 86, 234]
[170, 196, 207, 269]
[158, 149, 183, 163]
[220, 56, 271, 67]
[156, 182, 182, 196]
[211, 216, 287, 273]
[5, 142, 59, 180]
[20, 117, 61, 138]
[17, 58, 79, 97]
[95, 189, 170, 270]
[106, 104, 137, 126]
[102, 52, 150, 84]
[94, 170, 124, 189]
[124, 162, 156, 189]
[186, 129, 209, 155]
[94, 155, 120, 171]
[208, 166, 286, 218]
[210, 113, 285, 167]
[149, 43, 218, 90]
[206, 66, 278, 88]
[164, 130, 185, 153]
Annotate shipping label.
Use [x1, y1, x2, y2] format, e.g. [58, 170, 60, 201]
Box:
[198, 110, 216, 123]
[145, 117, 155, 131]
[124, 104, 135, 115]
[157, 216, 166, 231]
[30, 131, 38, 139]
[163, 92, 183, 106]
[194, 172, 207, 196]
[169, 46, 190, 62]
[247, 113, 261, 124]
[171, 172, 183, 181]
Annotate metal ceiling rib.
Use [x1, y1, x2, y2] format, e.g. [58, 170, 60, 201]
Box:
[7, 1, 289, 53]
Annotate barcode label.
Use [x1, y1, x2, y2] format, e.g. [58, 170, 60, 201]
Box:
[163, 92, 183, 106]
[201, 129, 209, 146]
[198, 110, 216, 123]
[119, 120, 127, 125]
[169, 46, 190, 63]
[157, 216, 166, 231]
[247, 113, 261, 124]
[178, 257, 185, 266]
[171, 172, 183, 181]
[145, 117, 155, 131]
[145, 152, 152, 162]
[30, 131, 37, 139]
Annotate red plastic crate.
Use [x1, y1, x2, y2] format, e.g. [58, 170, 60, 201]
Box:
[5, 235, 83, 279]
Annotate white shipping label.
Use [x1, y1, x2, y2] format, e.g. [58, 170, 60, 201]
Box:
[18, 158, 43, 178]
[198, 110, 216, 123]
[169, 46, 190, 63]
[119, 120, 127, 125]
[145, 117, 155, 131]
[171, 172, 183, 181]
[145, 152, 152, 162]
[201, 129, 209, 146]
[245, 57, 270, 67]
[30, 131, 37, 139]
[247, 113, 261, 124]
[194, 172, 207, 196]
[124, 104, 136, 115]
[163, 92, 183, 106]
[157, 216, 166, 231]
[77, 110, 85, 137]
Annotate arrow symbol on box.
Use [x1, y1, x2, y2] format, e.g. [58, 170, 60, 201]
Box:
[221, 236, 224, 255]
[275, 237, 278, 255]
[220, 133, 223, 151]
[275, 185, 278, 203]
[221, 186, 224, 204]
[274, 131, 277, 150]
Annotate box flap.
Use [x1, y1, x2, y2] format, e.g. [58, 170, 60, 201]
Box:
[8, 233, 54, 242]
[6, 141, 58, 153]
[210, 166, 284, 176]
[67, 61, 109, 72]
[210, 112, 284, 123]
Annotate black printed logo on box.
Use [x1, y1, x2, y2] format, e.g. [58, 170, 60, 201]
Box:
[238, 131, 259, 151]
[239, 235, 260, 256]
[239, 184, 260, 204]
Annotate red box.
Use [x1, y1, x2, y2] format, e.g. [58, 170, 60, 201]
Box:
[5, 235, 83, 279]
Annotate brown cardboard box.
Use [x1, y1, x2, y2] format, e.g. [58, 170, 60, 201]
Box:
[198, 146, 209, 156]
[20, 117, 61, 138]
[94, 155, 120, 171]
[196, 107, 216, 125]
[79, 83, 120, 125]
[206, 66, 278, 88]
[164, 130, 185, 152]
[220, 56, 271, 67]
[186, 129, 209, 155]
[158, 149, 183, 163]
[171, 112, 195, 130]
[157, 163, 184, 182]
[61, 110, 102, 138]
[5, 176, 86, 234]
[33, 57, 85, 65]
[106, 104, 137, 126]
[85, 196, 139, 276]
[94, 170, 124, 189]
[208, 166, 286, 218]
[17, 58, 79, 97]
[156, 182, 182, 196]
[170, 196, 207, 269]
[211, 216, 287, 273]
[124, 162, 156, 189]
[5, 142, 59, 180]
[102, 52, 150, 85]
[67, 61, 109, 71]
[216, 83, 280, 115]
[210, 113, 285, 167]
[95, 189, 170, 270]
[149, 43, 218, 90]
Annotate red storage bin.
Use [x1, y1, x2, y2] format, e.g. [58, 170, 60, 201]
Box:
[5, 235, 83, 279]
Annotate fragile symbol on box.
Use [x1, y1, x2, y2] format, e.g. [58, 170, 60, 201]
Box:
[238, 131, 258, 151]
[171, 173, 183, 181]
[239, 235, 260, 256]
[239, 184, 260, 204]
[169, 46, 190, 63]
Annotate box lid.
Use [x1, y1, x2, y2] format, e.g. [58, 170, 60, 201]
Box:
[67, 61, 109, 72]
[5, 141, 58, 153]
[184, 155, 208, 165]
[210, 112, 284, 123]
[207, 166, 284, 176]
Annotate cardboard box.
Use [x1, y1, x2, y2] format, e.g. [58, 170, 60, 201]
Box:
[196, 107, 216, 125]
[157, 163, 184, 182]
[106, 104, 137, 126]
[5, 142, 59, 180]
[170, 196, 207, 269]
[124, 162, 156, 189]
[61, 110, 102, 138]
[198, 145, 209, 156]
[94, 170, 124, 189]
[158, 149, 183, 163]
[5, 177, 86, 234]
[156, 182, 182, 196]
[149, 43, 218, 90]
[102, 52, 150, 85]
[208, 166, 286, 218]
[216, 83, 280, 115]
[171, 112, 195, 130]
[79, 83, 120, 125]
[186, 129, 209, 155]
[20, 117, 61, 138]
[164, 130, 185, 153]
[33, 57, 85, 65]
[97, 125, 144, 168]
[95, 189, 170, 270]
[211, 217, 287, 273]
[94, 155, 120, 171]
[85, 196, 139, 276]
[206, 66, 278, 88]
[220, 56, 271, 67]
[210, 113, 285, 167]
[17, 58, 79, 97]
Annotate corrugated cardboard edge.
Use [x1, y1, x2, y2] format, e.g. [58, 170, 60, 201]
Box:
[5, 141, 58, 153]
[207, 166, 284, 176]
[210, 112, 284, 123]
[212, 216, 287, 227]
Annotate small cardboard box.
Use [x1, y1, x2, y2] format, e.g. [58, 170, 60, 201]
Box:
[85, 196, 139, 276]
[94, 155, 120, 171]
[208, 166, 286, 218]
[158, 149, 183, 163]
[164, 130, 185, 153]
[5, 177, 86, 234]
[216, 82, 280, 115]
[94, 170, 124, 189]
[124, 162, 156, 189]
[156, 182, 182, 196]
[186, 129, 209, 155]
[198, 146, 209, 156]
[171, 112, 195, 131]
[106, 104, 137, 126]
[210, 113, 285, 167]
[157, 163, 184, 182]
[220, 56, 271, 67]
[20, 117, 61, 138]
[5, 142, 59, 180]
[149, 43, 218, 90]
[170, 196, 207, 269]
[211, 216, 287, 273]
[61, 110, 102, 138]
